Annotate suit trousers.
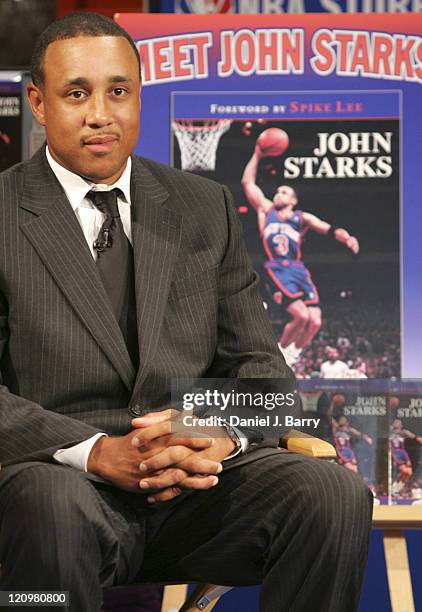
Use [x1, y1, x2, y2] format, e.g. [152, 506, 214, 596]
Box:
[0, 450, 373, 612]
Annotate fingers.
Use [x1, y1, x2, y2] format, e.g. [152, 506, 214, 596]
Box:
[131, 420, 173, 446]
[139, 467, 189, 491]
[146, 475, 219, 503]
[176, 454, 223, 475]
[178, 474, 220, 490]
[168, 435, 214, 450]
[140, 446, 222, 474]
[348, 237, 359, 254]
[131, 408, 176, 428]
[139, 445, 192, 471]
[131, 419, 214, 450]
[147, 486, 183, 503]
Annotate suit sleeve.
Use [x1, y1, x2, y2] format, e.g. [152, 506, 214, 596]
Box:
[0, 291, 102, 466]
[206, 185, 297, 450]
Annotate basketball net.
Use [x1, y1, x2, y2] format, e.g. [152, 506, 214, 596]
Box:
[172, 120, 232, 171]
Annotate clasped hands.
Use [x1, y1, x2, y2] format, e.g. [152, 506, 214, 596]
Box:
[87, 409, 236, 503]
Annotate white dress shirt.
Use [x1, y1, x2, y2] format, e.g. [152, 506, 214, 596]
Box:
[45, 146, 133, 255]
[46, 148, 245, 473]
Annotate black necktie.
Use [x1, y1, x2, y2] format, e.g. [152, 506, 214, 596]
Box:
[87, 189, 139, 368]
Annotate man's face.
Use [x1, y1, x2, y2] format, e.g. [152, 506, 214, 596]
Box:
[27, 36, 141, 184]
[327, 348, 339, 362]
[273, 185, 297, 210]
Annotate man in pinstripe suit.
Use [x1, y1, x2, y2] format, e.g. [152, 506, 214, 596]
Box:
[0, 13, 372, 612]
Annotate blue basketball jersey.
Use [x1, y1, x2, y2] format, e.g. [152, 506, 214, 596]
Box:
[262, 209, 303, 261]
[390, 431, 406, 450]
[334, 426, 351, 448]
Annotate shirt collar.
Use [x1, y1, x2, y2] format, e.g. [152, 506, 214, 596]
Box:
[45, 146, 132, 211]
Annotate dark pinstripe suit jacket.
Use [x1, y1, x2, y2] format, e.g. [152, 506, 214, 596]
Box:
[0, 147, 292, 470]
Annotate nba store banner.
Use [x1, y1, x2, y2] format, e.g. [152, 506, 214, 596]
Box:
[159, 0, 422, 15]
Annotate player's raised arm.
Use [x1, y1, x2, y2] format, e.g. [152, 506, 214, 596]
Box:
[331, 418, 339, 431]
[302, 212, 360, 254]
[241, 149, 273, 213]
[349, 426, 373, 444]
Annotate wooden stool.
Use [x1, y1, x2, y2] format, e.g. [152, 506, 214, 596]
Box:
[161, 583, 233, 611]
[372, 505, 422, 612]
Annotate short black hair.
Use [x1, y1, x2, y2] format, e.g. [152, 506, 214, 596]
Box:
[31, 12, 141, 86]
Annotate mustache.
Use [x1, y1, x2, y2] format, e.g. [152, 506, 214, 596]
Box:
[82, 132, 120, 143]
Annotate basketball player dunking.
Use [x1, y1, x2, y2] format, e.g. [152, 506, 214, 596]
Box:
[332, 415, 373, 473]
[390, 418, 422, 496]
[241, 132, 359, 366]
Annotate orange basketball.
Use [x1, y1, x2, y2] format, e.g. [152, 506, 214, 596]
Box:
[332, 394, 346, 407]
[256, 128, 289, 157]
[389, 396, 400, 410]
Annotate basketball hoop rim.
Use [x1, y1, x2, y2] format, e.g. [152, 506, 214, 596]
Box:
[172, 119, 231, 132]
[172, 119, 232, 171]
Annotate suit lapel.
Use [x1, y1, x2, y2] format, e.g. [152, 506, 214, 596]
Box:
[129, 157, 182, 398]
[19, 148, 135, 391]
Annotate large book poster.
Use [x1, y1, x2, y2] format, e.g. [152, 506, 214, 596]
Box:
[171, 91, 400, 378]
[388, 381, 422, 504]
[299, 379, 390, 503]
[115, 13, 422, 383]
[297, 379, 422, 505]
